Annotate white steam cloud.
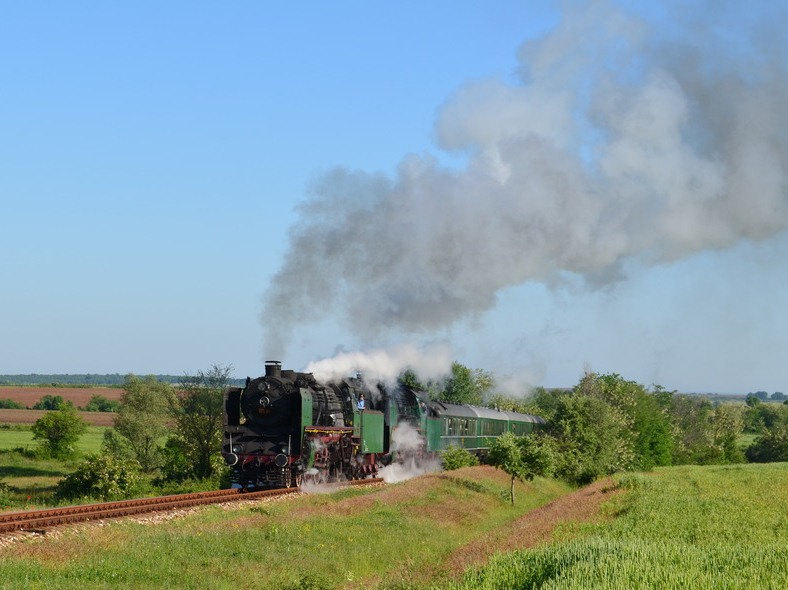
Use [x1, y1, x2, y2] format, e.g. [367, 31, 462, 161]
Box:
[262, 0, 788, 360]
[304, 343, 452, 384]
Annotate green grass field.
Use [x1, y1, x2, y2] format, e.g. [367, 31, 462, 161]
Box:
[0, 468, 571, 589]
[0, 426, 108, 508]
[440, 463, 788, 590]
[0, 425, 107, 454]
[1, 464, 786, 589]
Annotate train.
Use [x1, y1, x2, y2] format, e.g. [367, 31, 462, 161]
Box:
[221, 361, 545, 489]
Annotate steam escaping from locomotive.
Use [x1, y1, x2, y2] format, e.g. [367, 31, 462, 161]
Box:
[262, 0, 788, 358]
[304, 343, 452, 385]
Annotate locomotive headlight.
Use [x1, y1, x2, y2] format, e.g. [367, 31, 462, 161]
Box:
[232, 445, 242, 453]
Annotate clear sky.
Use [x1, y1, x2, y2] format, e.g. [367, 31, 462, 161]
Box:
[2, 1, 787, 394]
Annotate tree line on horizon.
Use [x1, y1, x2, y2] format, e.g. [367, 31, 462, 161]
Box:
[0, 373, 246, 387]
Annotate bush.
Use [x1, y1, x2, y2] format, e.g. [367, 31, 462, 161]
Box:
[441, 445, 480, 471]
[54, 453, 142, 502]
[746, 426, 788, 463]
[0, 479, 17, 508]
[0, 398, 25, 409]
[31, 404, 87, 458]
[32, 395, 66, 410]
[83, 394, 120, 412]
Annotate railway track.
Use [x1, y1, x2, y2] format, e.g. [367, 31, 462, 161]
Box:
[0, 478, 382, 534]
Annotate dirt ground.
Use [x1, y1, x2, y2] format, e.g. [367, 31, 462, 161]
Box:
[0, 387, 120, 426]
[0, 386, 122, 408]
[0, 409, 116, 426]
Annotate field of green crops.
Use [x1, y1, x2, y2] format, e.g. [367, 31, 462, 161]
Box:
[439, 463, 788, 590]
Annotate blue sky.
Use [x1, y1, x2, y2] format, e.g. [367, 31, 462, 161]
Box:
[2, 1, 787, 394]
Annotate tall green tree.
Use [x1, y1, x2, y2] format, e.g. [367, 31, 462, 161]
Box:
[439, 362, 491, 405]
[31, 403, 87, 458]
[548, 392, 629, 485]
[667, 395, 737, 465]
[168, 364, 232, 480]
[113, 375, 171, 471]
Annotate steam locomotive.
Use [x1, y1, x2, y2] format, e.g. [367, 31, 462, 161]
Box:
[221, 361, 545, 489]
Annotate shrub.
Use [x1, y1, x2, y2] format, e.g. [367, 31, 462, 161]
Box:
[83, 394, 120, 412]
[0, 479, 17, 508]
[54, 453, 142, 502]
[31, 404, 87, 458]
[0, 398, 25, 409]
[441, 445, 480, 471]
[32, 395, 66, 410]
[746, 426, 788, 463]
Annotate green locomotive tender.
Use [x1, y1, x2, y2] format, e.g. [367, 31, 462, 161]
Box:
[222, 361, 545, 489]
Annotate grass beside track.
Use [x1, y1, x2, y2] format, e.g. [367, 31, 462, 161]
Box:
[1, 463, 785, 589]
[437, 463, 788, 590]
[0, 466, 570, 589]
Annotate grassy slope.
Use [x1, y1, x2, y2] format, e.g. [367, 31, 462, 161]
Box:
[1, 464, 786, 589]
[440, 463, 788, 590]
[0, 466, 570, 589]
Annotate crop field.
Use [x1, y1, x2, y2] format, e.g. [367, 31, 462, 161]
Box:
[441, 463, 788, 590]
[0, 463, 784, 589]
[0, 386, 122, 408]
[0, 386, 120, 427]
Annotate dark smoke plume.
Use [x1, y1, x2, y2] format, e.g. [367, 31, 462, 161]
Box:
[262, 0, 788, 360]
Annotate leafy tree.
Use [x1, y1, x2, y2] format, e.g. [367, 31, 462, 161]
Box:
[157, 436, 191, 483]
[489, 432, 555, 505]
[114, 375, 171, 471]
[31, 404, 87, 458]
[439, 362, 489, 405]
[54, 453, 142, 502]
[668, 395, 717, 464]
[486, 391, 543, 416]
[441, 445, 480, 471]
[101, 428, 136, 462]
[526, 386, 571, 422]
[168, 364, 232, 480]
[745, 394, 761, 408]
[745, 425, 788, 463]
[549, 387, 631, 485]
[709, 403, 745, 463]
[772, 392, 787, 401]
[744, 403, 786, 434]
[84, 394, 120, 412]
[32, 394, 65, 410]
[631, 390, 674, 470]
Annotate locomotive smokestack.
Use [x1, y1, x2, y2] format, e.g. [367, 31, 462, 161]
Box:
[265, 360, 282, 378]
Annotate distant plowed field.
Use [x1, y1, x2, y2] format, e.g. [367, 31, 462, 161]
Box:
[0, 387, 121, 426]
[0, 386, 121, 408]
[0, 408, 116, 426]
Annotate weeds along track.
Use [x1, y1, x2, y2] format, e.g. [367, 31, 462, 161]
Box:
[0, 478, 382, 534]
